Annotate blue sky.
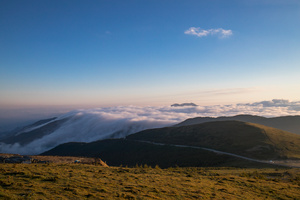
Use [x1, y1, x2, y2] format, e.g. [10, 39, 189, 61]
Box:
[1, 0, 300, 108]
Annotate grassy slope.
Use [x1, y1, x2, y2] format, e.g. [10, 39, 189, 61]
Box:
[254, 123, 300, 159]
[175, 115, 300, 135]
[42, 139, 276, 168]
[0, 164, 299, 199]
[127, 121, 300, 160]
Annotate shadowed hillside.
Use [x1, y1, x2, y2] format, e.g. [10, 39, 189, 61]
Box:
[128, 121, 300, 160]
[42, 139, 276, 168]
[0, 118, 68, 145]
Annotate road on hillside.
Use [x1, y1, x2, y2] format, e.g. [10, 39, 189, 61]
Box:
[127, 139, 300, 168]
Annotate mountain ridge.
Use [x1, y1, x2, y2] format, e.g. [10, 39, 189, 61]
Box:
[42, 120, 300, 168]
[1, 114, 300, 156]
[175, 114, 300, 134]
[128, 120, 300, 160]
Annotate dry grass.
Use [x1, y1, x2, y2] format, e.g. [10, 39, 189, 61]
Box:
[0, 163, 299, 199]
[31, 155, 107, 166]
[0, 154, 108, 167]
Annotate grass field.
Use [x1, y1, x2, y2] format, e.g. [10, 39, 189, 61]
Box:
[0, 163, 299, 199]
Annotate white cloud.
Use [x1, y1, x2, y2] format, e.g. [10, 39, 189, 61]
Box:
[1, 99, 300, 155]
[185, 27, 233, 38]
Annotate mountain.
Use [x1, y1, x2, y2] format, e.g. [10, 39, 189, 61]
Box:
[41, 139, 275, 168]
[43, 120, 300, 168]
[128, 121, 300, 160]
[0, 110, 173, 155]
[171, 103, 198, 107]
[0, 118, 57, 140]
[2, 112, 300, 156]
[0, 117, 66, 145]
[175, 115, 300, 135]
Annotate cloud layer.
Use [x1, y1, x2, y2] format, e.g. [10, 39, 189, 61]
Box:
[0, 99, 300, 155]
[185, 27, 233, 38]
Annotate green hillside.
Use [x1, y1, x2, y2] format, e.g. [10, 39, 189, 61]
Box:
[175, 115, 300, 135]
[42, 139, 276, 168]
[127, 121, 300, 160]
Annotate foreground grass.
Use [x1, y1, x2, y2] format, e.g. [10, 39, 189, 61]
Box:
[0, 164, 299, 199]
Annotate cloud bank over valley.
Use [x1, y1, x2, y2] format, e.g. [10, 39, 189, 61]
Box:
[0, 99, 300, 155]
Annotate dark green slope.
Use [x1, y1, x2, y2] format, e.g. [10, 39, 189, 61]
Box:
[128, 121, 300, 160]
[42, 139, 275, 168]
[175, 115, 300, 135]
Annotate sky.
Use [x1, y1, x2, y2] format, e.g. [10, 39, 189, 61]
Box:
[0, 0, 300, 119]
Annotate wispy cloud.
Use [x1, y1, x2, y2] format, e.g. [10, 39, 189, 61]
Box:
[184, 27, 233, 38]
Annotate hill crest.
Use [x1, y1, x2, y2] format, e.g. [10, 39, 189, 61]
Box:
[128, 120, 300, 160]
[175, 115, 300, 135]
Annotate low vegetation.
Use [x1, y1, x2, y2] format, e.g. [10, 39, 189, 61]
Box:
[128, 121, 300, 160]
[0, 163, 299, 199]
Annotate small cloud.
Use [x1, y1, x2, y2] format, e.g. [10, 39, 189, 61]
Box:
[184, 27, 232, 38]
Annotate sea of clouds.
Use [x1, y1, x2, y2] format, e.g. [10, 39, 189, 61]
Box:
[1, 99, 300, 155]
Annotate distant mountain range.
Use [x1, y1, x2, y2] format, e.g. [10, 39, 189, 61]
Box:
[43, 120, 300, 168]
[0, 117, 65, 145]
[0, 110, 173, 155]
[171, 103, 198, 107]
[1, 113, 300, 162]
[175, 115, 300, 135]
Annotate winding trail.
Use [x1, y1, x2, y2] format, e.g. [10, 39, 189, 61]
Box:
[127, 139, 300, 168]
